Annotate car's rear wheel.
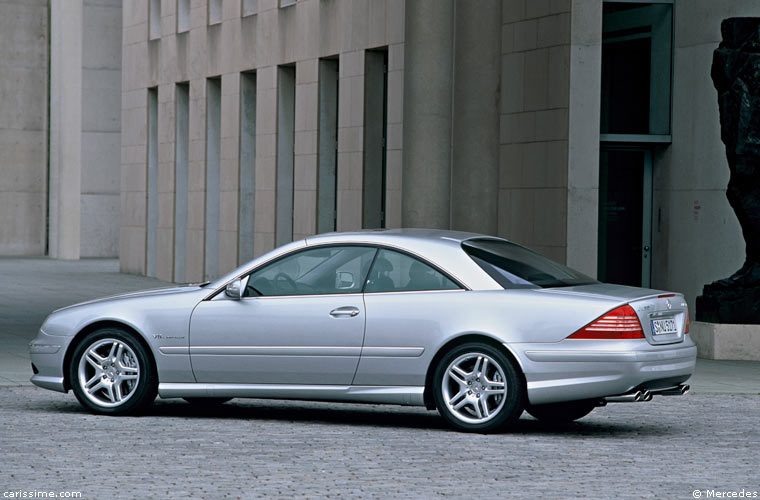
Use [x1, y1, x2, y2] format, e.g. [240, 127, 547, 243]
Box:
[183, 397, 232, 406]
[525, 400, 597, 423]
[432, 342, 524, 433]
[69, 328, 156, 415]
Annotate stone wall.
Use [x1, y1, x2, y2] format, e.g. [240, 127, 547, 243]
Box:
[498, 0, 574, 266]
[0, 0, 48, 256]
[81, 0, 122, 257]
[121, 0, 405, 281]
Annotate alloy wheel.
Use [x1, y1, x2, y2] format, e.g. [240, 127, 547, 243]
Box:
[77, 338, 141, 408]
[441, 352, 508, 425]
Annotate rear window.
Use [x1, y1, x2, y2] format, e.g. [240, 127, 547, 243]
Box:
[462, 239, 598, 289]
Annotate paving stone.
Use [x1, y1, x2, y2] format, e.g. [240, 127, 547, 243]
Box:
[1, 387, 759, 499]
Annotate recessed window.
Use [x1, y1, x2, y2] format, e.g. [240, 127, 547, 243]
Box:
[318, 58, 339, 233]
[149, 0, 161, 39]
[177, 0, 190, 33]
[363, 48, 389, 229]
[601, 2, 673, 135]
[239, 72, 257, 265]
[174, 83, 189, 282]
[147, 88, 159, 276]
[280, 0, 296, 7]
[205, 78, 222, 280]
[276, 65, 296, 247]
[242, 0, 258, 16]
[209, 0, 222, 25]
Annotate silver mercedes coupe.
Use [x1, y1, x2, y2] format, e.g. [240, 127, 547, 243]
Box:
[29, 229, 696, 432]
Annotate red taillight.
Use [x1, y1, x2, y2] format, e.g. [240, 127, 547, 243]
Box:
[685, 311, 690, 334]
[568, 304, 645, 339]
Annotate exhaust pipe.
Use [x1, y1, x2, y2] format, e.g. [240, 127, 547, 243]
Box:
[605, 384, 689, 403]
[652, 384, 690, 396]
[604, 390, 649, 403]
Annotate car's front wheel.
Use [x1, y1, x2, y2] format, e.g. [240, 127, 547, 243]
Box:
[525, 400, 597, 423]
[432, 342, 524, 433]
[69, 329, 156, 415]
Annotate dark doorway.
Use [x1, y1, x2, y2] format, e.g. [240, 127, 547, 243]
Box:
[598, 149, 652, 287]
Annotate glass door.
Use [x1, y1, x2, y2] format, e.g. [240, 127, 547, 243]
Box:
[598, 148, 653, 287]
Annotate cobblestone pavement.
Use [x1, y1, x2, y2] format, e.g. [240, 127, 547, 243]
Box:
[1, 387, 758, 499]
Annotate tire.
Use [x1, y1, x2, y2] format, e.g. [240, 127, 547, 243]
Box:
[432, 342, 524, 433]
[183, 398, 232, 406]
[525, 400, 597, 423]
[69, 328, 157, 415]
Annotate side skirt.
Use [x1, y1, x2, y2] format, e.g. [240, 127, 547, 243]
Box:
[157, 383, 426, 406]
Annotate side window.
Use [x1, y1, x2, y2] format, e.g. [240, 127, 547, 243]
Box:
[245, 246, 377, 297]
[365, 249, 460, 293]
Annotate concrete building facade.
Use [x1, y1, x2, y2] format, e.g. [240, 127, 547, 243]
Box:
[0, 0, 122, 259]
[117, 0, 760, 315]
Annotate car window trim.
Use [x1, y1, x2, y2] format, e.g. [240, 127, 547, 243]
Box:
[205, 242, 469, 300]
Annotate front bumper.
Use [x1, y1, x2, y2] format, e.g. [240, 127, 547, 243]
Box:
[28, 329, 73, 393]
[509, 336, 697, 405]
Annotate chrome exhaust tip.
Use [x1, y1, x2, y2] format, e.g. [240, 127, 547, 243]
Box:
[655, 384, 690, 396]
[604, 390, 647, 403]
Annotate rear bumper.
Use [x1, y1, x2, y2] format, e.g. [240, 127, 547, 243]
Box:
[508, 337, 697, 405]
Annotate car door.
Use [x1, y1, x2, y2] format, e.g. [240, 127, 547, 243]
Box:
[189, 245, 377, 384]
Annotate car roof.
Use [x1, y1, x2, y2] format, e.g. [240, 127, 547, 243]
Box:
[207, 228, 505, 292]
[305, 228, 492, 248]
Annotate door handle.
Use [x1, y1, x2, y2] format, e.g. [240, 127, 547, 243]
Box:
[329, 306, 360, 318]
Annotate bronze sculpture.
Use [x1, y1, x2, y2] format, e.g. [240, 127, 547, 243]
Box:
[697, 18, 760, 323]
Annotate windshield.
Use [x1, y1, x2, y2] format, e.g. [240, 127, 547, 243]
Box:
[462, 238, 598, 289]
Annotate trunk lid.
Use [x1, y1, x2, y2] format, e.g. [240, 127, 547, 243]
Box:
[539, 284, 688, 345]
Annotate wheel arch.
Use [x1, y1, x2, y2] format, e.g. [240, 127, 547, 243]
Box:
[62, 320, 158, 391]
[423, 333, 526, 410]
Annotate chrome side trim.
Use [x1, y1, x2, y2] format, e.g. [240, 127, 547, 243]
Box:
[186, 346, 362, 356]
[160, 346, 425, 357]
[157, 383, 426, 406]
[159, 347, 190, 355]
[360, 346, 425, 357]
[30, 375, 66, 393]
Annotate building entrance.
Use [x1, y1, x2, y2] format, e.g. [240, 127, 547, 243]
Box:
[598, 148, 653, 287]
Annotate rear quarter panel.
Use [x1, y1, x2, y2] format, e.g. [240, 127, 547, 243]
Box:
[353, 289, 620, 386]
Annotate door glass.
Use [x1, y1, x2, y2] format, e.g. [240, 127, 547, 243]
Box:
[245, 246, 377, 296]
[365, 249, 460, 293]
[598, 150, 647, 286]
[601, 3, 672, 135]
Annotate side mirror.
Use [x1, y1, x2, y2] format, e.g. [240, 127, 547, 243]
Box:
[335, 271, 355, 290]
[225, 278, 243, 300]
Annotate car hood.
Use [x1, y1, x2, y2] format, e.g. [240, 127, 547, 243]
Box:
[53, 284, 208, 313]
[536, 283, 670, 302]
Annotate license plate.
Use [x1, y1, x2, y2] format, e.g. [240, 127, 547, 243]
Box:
[651, 318, 678, 336]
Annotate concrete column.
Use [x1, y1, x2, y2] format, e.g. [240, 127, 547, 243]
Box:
[401, 0, 454, 229]
[451, 0, 501, 235]
[49, 0, 83, 260]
